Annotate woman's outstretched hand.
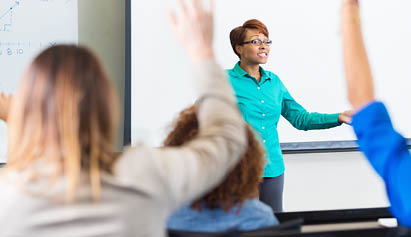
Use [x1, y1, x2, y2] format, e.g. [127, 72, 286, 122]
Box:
[168, 0, 215, 64]
[338, 110, 354, 124]
[0, 92, 12, 122]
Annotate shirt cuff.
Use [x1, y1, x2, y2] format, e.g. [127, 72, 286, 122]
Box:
[329, 113, 342, 126]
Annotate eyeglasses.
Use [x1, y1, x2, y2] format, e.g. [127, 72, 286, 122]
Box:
[239, 39, 272, 46]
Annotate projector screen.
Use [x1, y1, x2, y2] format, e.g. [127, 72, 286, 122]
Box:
[0, 0, 78, 162]
[131, 0, 411, 150]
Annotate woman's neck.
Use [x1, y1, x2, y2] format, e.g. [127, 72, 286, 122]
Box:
[239, 61, 261, 82]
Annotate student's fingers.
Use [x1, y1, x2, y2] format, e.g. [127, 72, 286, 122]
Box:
[168, 0, 215, 63]
[343, 0, 359, 5]
[209, 0, 214, 14]
[176, 0, 188, 20]
[186, 0, 201, 18]
[167, 10, 178, 32]
[192, 0, 202, 12]
[342, 0, 359, 10]
[341, 0, 360, 20]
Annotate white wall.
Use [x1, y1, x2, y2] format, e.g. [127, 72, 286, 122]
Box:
[283, 151, 389, 212]
[131, 0, 411, 146]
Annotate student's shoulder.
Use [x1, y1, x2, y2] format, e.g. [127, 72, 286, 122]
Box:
[242, 199, 275, 217]
[238, 199, 279, 230]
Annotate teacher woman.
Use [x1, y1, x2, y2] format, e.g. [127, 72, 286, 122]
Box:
[227, 19, 352, 212]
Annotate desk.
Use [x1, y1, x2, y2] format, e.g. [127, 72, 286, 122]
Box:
[243, 208, 411, 237]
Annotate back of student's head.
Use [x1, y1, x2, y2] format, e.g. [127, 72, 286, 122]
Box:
[5, 45, 119, 202]
[164, 105, 265, 212]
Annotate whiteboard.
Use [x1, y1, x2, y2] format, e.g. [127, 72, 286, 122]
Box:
[0, 0, 78, 162]
[131, 0, 411, 149]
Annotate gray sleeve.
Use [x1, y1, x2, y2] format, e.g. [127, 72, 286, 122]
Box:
[115, 61, 247, 211]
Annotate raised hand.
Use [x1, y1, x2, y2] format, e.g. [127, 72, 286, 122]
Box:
[0, 92, 12, 122]
[342, 0, 360, 19]
[342, 0, 359, 6]
[168, 0, 215, 63]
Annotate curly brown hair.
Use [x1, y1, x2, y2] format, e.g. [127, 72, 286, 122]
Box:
[163, 105, 265, 212]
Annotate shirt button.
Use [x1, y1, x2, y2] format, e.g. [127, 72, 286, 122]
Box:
[262, 113, 266, 117]
[262, 126, 265, 130]
[263, 140, 266, 143]
[261, 100, 264, 103]
[257, 87, 261, 90]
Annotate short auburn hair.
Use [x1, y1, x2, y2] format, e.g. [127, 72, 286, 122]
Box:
[163, 105, 265, 212]
[230, 19, 269, 59]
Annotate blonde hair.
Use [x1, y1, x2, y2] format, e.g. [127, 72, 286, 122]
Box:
[4, 45, 119, 202]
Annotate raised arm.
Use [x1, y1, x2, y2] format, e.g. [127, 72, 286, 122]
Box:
[115, 0, 246, 210]
[342, 0, 411, 226]
[341, 0, 375, 110]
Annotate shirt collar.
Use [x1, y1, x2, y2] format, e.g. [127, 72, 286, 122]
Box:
[233, 61, 271, 82]
[233, 61, 248, 77]
[259, 66, 271, 82]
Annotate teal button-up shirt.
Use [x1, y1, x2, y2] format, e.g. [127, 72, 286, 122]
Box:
[227, 62, 342, 177]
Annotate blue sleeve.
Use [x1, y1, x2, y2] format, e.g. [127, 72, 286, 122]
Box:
[352, 102, 411, 227]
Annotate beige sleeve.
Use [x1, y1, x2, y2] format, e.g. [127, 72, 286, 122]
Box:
[115, 61, 246, 211]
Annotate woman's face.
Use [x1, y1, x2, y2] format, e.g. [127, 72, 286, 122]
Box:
[236, 29, 270, 65]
